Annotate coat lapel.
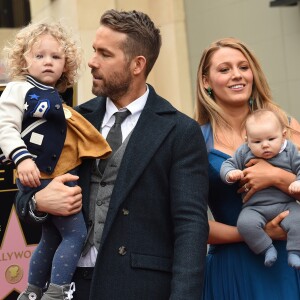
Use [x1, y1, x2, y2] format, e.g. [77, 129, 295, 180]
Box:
[75, 96, 106, 131]
[75, 97, 106, 220]
[100, 85, 177, 245]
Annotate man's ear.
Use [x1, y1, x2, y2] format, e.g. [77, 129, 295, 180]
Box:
[132, 56, 146, 75]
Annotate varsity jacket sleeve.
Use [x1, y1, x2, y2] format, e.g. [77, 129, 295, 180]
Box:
[0, 81, 33, 165]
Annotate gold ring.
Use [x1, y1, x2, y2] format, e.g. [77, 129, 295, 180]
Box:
[244, 184, 249, 192]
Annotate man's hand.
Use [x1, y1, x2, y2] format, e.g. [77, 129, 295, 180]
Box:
[35, 173, 82, 216]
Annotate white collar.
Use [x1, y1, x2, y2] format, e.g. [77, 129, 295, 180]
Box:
[279, 139, 287, 153]
[101, 85, 149, 128]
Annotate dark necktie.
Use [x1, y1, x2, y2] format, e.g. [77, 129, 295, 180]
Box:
[98, 109, 131, 174]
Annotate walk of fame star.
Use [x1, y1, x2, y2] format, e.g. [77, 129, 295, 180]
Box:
[0, 206, 37, 299]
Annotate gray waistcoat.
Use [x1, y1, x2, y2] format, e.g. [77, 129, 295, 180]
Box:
[82, 133, 132, 255]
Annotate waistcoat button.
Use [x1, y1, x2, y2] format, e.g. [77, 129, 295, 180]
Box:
[96, 199, 103, 206]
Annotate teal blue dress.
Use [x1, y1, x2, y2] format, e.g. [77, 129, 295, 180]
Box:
[201, 124, 300, 300]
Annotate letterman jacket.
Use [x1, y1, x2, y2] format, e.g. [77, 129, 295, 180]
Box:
[0, 75, 66, 175]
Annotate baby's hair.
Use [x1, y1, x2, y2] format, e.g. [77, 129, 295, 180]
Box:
[246, 109, 285, 131]
[2, 20, 82, 92]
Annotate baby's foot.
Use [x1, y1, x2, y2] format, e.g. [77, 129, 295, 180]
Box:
[264, 245, 277, 267]
[288, 252, 300, 269]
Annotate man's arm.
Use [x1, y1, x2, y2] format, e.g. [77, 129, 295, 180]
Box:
[15, 173, 82, 223]
[170, 120, 209, 299]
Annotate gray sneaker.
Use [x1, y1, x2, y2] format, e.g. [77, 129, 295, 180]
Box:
[41, 282, 76, 300]
[17, 284, 43, 300]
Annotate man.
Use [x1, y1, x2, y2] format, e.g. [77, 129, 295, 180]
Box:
[16, 9, 209, 300]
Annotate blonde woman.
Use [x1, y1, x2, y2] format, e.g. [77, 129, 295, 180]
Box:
[196, 37, 300, 300]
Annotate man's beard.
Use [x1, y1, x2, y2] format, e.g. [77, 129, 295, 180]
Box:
[92, 69, 132, 103]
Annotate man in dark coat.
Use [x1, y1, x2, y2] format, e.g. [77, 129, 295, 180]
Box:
[15, 9, 209, 300]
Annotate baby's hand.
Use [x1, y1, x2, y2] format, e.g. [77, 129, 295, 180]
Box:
[289, 180, 300, 194]
[17, 159, 41, 187]
[226, 170, 244, 183]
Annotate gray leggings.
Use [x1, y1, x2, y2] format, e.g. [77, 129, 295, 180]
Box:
[237, 201, 300, 254]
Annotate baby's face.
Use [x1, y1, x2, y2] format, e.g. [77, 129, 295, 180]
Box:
[246, 116, 286, 159]
[25, 34, 66, 87]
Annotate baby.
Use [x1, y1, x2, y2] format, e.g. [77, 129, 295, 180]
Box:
[220, 109, 300, 269]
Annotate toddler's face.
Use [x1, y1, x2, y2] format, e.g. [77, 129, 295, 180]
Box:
[25, 34, 66, 87]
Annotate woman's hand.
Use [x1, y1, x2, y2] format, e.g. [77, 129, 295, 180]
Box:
[238, 158, 298, 202]
[264, 211, 289, 240]
[238, 159, 278, 202]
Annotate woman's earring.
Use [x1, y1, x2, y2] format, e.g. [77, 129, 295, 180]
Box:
[206, 87, 213, 97]
[249, 97, 254, 111]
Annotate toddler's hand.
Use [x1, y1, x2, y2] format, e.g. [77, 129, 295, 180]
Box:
[17, 159, 41, 187]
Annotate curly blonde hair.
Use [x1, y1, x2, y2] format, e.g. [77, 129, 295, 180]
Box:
[3, 21, 82, 92]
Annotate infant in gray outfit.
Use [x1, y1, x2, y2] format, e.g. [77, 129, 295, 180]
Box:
[220, 109, 300, 269]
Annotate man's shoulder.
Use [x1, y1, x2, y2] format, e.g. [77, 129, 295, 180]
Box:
[148, 86, 197, 125]
[74, 96, 105, 112]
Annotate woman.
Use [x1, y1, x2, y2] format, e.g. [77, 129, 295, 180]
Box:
[196, 37, 300, 300]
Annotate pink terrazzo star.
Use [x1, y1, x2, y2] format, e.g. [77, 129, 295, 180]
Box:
[0, 206, 37, 299]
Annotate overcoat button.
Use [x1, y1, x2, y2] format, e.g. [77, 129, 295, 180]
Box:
[46, 166, 52, 173]
[83, 270, 89, 278]
[122, 208, 129, 215]
[100, 182, 106, 187]
[118, 246, 127, 256]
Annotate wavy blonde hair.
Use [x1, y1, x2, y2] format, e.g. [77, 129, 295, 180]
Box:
[2, 21, 82, 92]
[195, 37, 291, 142]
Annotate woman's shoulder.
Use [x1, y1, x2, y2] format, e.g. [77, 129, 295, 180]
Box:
[200, 123, 213, 151]
[289, 117, 300, 131]
[289, 117, 300, 146]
